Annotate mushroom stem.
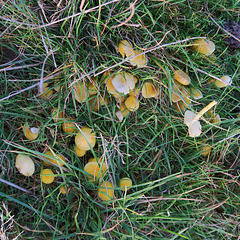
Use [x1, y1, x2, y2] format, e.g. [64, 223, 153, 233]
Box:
[191, 101, 217, 123]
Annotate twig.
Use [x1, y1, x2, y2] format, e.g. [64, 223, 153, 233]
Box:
[0, 178, 31, 194]
[0, 63, 41, 72]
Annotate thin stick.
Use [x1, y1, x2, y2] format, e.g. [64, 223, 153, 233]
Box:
[0, 63, 41, 72]
[0, 178, 31, 194]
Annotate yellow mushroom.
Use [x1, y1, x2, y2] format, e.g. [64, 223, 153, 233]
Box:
[51, 108, 64, 122]
[75, 126, 96, 151]
[119, 177, 132, 192]
[184, 101, 217, 137]
[117, 40, 135, 58]
[193, 38, 215, 56]
[23, 123, 40, 141]
[214, 75, 232, 88]
[111, 72, 136, 95]
[141, 82, 159, 98]
[75, 145, 87, 157]
[15, 154, 35, 177]
[173, 70, 191, 85]
[201, 145, 212, 156]
[173, 101, 187, 113]
[98, 181, 114, 202]
[171, 81, 189, 103]
[125, 96, 139, 112]
[88, 95, 109, 112]
[88, 157, 103, 163]
[43, 150, 66, 167]
[84, 162, 107, 181]
[72, 81, 88, 103]
[39, 83, 54, 99]
[129, 49, 148, 68]
[62, 118, 77, 133]
[59, 185, 67, 194]
[189, 88, 203, 100]
[41, 169, 55, 184]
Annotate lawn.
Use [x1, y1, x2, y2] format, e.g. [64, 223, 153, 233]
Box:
[0, 0, 239, 239]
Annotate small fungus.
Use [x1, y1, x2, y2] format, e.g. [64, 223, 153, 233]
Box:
[23, 123, 39, 141]
[119, 177, 132, 192]
[129, 49, 148, 68]
[43, 150, 65, 167]
[171, 81, 189, 103]
[84, 162, 107, 181]
[62, 118, 77, 133]
[15, 154, 35, 177]
[142, 82, 159, 98]
[118, 40, 135, 58]
[118, 40, 134, 58]
[173, 70, 191, 85]
[193, 38, 215, 56]
[184, 101, 217, 137]
[125, 96, 139, 111]
[59, 185, 67, 194]
[51, 108, 64, 122]
[201, 145, 212, 156]
[75, 126, 96, 151]
[73, 81, 88, 103]
[75, 145, 86, 157]
[98, 181, 114, 202]
[41, 169, 55, 184]
[111, 72, 136, 95]
[189, 88, 203, 100]
[214, 75, 232, 88]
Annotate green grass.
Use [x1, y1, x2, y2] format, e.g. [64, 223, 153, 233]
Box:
[0, 0, 239, 239]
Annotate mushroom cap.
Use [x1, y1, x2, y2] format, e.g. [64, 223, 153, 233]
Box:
[111, 72, 136, 94]
[129, 88, 140, 97]
[210, 113, 221, 125]
[171, 81, 189, 102]
[62, 118, 76, 133]
[41, 169, 55, 184]
[75, 127, 96, 151]
[117, 40, 135, 58]
[129, 50, 148, 68]
[98, 181, 114, 202]
[193, 38, 215, 56]
[39, 86, 54, 99]
[173, 70, 191, 85]
[89, 95, 109, 112]
[43, 150, 65, 167]
[184, 110, 202, 137]
[84, 162, 107, 181]
[189, 88, 203, 100]
[72, 81, 88, 103]
[214, 75, 232, 88]
[75, 145, 87, 157]
[173, 101, 186, 113]
[120, 103, 130, 117]
[125, 96, 139, 111]
[23, 123, 39, 140]
[119, 177, 132, 192]
[88, 157, 103, 163]
[141, 82, 159, 98]
[201, 145, 212, 156]
[89, 82, 98, 96]
[15, 154, 35, 176]
[51, 108, 64, 122]
[59, 185, 67, 194]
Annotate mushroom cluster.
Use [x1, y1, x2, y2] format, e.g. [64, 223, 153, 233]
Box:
[117, 40, 148, 68]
